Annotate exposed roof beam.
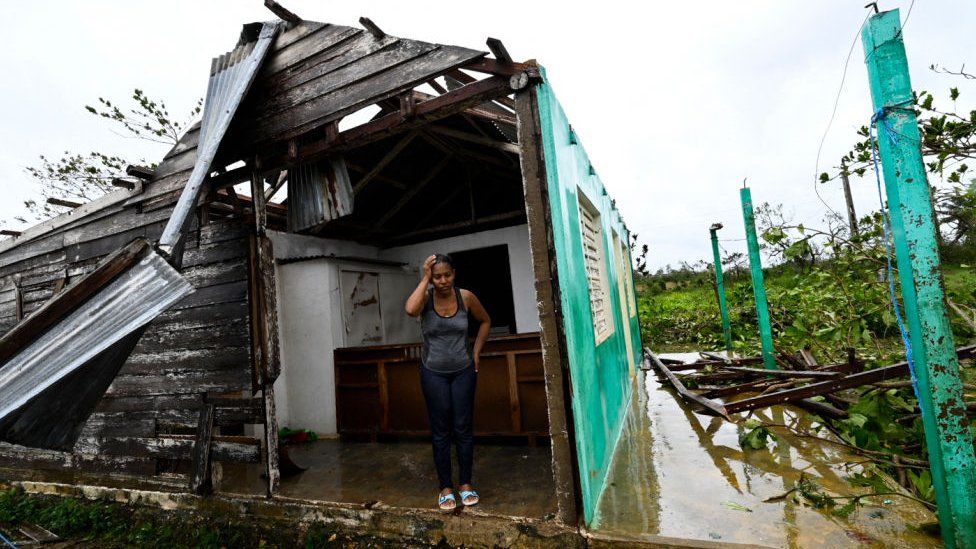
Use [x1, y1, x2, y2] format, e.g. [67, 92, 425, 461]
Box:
[462, 58, 532, 77]
[359, 17, 386, 39]
[320, 75, 514, 154]
[46, 197, 82, 209]
[264, 0, 301, 23]
[264, 170, 287, 201]
[374, 154, 453, 228]
[418, 131, 517, 170]
[447, 69, 515, 110]
[427, 125, 519, 154]
[353, 131, 418, 194]
[126, 164, 155, 180]
[389, 210, 526, 244]
[345, 163, 407, 190]
[485, 38, 513, 64]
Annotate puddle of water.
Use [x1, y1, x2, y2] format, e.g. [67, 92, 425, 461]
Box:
[592, 366, 941, 548]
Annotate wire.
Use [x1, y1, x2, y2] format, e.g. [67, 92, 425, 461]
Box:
[812, 12, 870, 220]
[899, 0, 918, 35]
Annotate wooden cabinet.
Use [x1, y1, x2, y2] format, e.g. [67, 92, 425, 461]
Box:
[335, 333, 548, 441]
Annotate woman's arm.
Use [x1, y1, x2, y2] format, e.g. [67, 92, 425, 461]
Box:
[405, 255, 436, 317]
[462, 290, 491, 372]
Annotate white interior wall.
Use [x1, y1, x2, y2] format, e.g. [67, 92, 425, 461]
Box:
[383, 224, 539, 334]
[269, 224, 539, 435]
[273, 257, 344, 435]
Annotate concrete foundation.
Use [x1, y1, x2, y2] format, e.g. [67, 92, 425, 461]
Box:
[220, 438, 558, 519]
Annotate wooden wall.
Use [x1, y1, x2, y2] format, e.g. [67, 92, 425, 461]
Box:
[0, 128, 261, 478]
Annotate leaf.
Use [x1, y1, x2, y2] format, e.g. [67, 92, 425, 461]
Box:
[950, 87, 959, 101]
[722, 501, 753, 512]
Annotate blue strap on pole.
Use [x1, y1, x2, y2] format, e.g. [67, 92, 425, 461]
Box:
[0, 529, 17, 549]
[869, 101, 919, 399]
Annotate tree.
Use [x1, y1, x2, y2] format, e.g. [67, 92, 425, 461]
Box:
[10, 90, 201, 225]
[820, 65, 976, 249]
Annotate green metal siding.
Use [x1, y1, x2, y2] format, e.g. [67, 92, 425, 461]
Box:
[535, 74, 642, 523]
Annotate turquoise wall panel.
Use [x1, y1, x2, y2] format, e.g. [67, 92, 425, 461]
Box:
[535, 74, 642, 523]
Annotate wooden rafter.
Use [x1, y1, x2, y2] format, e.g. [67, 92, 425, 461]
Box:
[231, 74, 525, 181]
[353, 131, 418, 194]
[390, 210, 526, 244]
[447, 69, 515, 110]
[346, 163, 407, 190]
[417, 131, 516, 170]
[427, 125, 519, 154]
[374, 154, 453, 228]
[264, 170, 288, 201]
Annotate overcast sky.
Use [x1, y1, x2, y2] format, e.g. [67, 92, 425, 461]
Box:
[1, 1, 973, 270]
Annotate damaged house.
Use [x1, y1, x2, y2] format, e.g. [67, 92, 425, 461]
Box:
[0, 9, 640, 531]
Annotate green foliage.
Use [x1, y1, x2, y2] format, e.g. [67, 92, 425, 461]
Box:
[9, 89, 200, 228]
[0, 487, 284, 547]
[85, 89, 201, 146]
[738, 419, 777, 450]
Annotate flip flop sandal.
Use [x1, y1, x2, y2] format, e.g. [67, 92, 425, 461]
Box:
[459, 490, 479, 506]
[438, 492, 457, 511]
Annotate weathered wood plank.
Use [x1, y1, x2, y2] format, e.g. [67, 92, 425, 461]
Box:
[182, 241, 247, 268]
[83, 436, 260, 463]
[261, 24, 359, 77]
[0, 442, 156, 474]
[128, 169, 192, 206]
[180, 258, 248, 287]
[122, 345, 250, 375]
[152, 146, 198, 181]
[260, 30, 397, 95]
[247, 45, 486, 142]
[168, 280, 248, 310]
[153, 300, 249, 329]
[190, 400, 215, 493]
[255, 38, 436, 119]
[271, 20, 327, 52]
[107, 369, 251, 397]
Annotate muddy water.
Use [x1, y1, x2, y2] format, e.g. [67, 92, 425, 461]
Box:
[592, 365, 941, 548]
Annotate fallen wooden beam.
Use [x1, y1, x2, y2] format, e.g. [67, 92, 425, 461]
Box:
[648, 351, 729, 419]
[724, 362, 910, 414]
[718, 366, 842, 379]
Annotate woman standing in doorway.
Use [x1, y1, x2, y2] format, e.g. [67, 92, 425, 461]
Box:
[405, 253, 491, 511]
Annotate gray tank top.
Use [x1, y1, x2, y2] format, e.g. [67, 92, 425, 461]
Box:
[421, 287, 472, 373]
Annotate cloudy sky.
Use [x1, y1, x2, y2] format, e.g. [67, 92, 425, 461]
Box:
[1, 1, 972, 269]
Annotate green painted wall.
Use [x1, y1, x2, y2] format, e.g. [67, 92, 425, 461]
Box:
[535, 74, 643, 523]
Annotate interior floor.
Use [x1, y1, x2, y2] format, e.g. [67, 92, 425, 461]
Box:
[592, 363, 940, 548]
[219, 438, 557, 519]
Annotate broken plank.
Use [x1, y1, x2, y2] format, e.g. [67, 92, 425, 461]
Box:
[724, 362, 910, 414]
[648, 351, 729, 419]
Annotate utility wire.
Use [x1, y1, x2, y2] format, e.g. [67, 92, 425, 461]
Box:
[812, 12, 870, 219]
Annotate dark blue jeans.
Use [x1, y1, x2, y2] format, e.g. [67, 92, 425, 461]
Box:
[420, 364, 476, 489]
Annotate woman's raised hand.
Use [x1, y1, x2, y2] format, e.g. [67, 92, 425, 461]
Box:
[422, 254, 436, 281]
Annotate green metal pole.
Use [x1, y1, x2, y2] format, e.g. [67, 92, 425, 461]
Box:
[863, 10, 976, 548]
[709, 224, 733, 354]
[740, 187, 776, 370]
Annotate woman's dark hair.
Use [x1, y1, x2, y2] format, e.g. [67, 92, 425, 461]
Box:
[433, 253, 455, 270]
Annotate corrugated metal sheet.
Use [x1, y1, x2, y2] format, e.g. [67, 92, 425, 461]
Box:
[287, 157, 354, 232]
[158, 21, 282, 260]
[0, 250, 193, 430]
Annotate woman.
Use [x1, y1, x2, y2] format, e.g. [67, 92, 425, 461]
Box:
[405, 253, 491, 511]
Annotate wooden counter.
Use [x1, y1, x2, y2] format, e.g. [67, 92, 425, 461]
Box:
[334, 333, 549, 441]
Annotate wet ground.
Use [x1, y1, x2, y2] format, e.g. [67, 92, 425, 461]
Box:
[592, 362, 941, 548]
[220, 438, 557, 519]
